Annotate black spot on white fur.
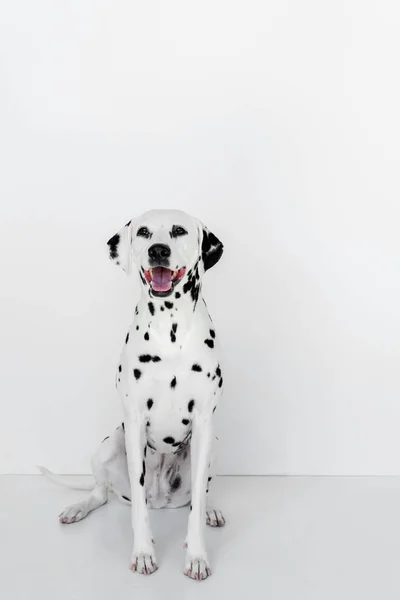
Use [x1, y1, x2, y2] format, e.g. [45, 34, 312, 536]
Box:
[134, 369, 141, 380]
[201, 228, 224, 271]
[107, 233, 119, 259]
[171, 474, 182, 491]
[171, 376, 177, 388]
[139, 354, 161, 363]
[163, 436, 175, 444]
[170, 323, 177, 343]
[192, 364, 202, 372]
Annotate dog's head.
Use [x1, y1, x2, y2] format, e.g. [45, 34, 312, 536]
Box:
[107, 209, 223, 298]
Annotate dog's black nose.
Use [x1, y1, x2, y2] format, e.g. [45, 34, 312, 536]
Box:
[148, 243, 171, 262]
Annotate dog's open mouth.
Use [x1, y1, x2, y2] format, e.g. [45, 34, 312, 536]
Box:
[144, 267, 186, 296]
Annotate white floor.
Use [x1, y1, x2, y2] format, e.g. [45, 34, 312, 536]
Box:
[1, 476, 399, 599]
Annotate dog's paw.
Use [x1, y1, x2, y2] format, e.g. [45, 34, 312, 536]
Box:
[131, 552, 158, 575]
[184, 556, 212, 581]
[206, 508, 225, 527]
[59, 502, 89, 524]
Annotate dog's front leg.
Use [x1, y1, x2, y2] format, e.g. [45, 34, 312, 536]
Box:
[124, 414, 157, 575]
[184, 413, 213, 580]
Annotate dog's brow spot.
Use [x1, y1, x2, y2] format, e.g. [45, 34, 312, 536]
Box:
[170, 376, 177, 388]
[147, 399, 153, 409]
[182, 418, 190, 425]
[204, 339, 214, 348]
[133, 369, 141, 380]
[175, 292, 181, 299]
[125, 333, 129, 344]
[163, 436, 175, 444]
[122, 495, 130, 501]
[148, 302, 155, 316]
[165, 301, 173, 309]
[118, 365, 122, 372]
[188, 399, 195, 412]
[219, 377, 223, 388]
[210, 329, 215, 338]
[144, 331, 150, 341]
[191, 364, 202, 372]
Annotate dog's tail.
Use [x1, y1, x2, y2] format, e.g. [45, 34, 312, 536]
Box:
[37, 465, 95, 491]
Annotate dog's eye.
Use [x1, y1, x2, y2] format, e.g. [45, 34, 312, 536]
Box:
[137, 227, 151, 238]
[171, 225, 188, 238]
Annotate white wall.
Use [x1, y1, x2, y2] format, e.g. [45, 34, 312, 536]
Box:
[1, 0, 400, 475]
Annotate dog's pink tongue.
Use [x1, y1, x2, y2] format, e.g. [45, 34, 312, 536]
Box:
[152, 267, 172, 292]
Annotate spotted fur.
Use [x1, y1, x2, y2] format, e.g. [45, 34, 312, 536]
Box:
[50, 210, 225, 582]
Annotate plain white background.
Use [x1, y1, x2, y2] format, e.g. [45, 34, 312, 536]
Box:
[1, 0, 399, 475]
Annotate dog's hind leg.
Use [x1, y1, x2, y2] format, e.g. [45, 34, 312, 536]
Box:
[59, 425, 125, 524]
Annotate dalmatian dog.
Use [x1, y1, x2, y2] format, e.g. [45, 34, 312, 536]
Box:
[40, 209, 225, 581]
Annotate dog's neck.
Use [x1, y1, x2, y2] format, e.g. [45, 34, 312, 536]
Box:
[136, 282, 204, 338]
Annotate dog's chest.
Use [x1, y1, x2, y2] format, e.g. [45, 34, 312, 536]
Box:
[118, 320, 222, 453]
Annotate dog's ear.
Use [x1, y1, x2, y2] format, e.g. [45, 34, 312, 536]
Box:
[107, 220, 133, 275]
[200, 223, 224, 272]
